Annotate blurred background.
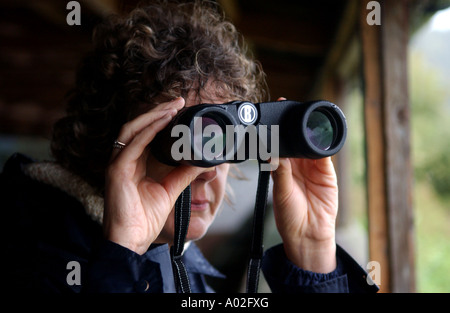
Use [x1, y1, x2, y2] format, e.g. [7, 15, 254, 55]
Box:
[1, 0, 449, 292]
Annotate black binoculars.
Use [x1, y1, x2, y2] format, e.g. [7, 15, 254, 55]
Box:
[150, 100, 347, 167]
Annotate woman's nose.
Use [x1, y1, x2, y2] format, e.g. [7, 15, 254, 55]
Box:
[194, 167, 217, 183]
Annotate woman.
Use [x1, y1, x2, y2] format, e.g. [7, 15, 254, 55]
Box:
[1, 1, 377, 293]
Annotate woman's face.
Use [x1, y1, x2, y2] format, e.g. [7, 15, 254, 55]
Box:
[147, 89, 230, 244]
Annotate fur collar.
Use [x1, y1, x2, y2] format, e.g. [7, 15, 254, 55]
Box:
[22, 161, 194, 253]
[23, 162, 104, 224]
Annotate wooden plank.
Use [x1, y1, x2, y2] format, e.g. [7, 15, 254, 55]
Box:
[360, 0, 391, 293]
[380, 0, 415, 293]
[360, 0, 415, 292]
[312, 0, 359, 97]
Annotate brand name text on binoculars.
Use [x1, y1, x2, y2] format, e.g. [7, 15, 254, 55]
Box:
[170, 117, 279, 168]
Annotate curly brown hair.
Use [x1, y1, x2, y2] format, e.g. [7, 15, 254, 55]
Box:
[51, 0, 268, 192]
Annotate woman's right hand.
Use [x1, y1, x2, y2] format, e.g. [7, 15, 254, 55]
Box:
[103, 97, 208, 255]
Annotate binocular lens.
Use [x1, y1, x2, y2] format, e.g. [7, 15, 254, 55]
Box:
[193, 115, 226, 159]
[306, 111, 334, 151]
[150, 100, 346, 167]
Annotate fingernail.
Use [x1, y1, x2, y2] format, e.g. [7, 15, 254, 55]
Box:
[172, 97, 185, 106]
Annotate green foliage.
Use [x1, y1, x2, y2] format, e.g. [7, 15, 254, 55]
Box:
[409, 51, 450, 198]
[409, 38, 450, 292]
[414, 182, 450, 292]
[423, 153, 450, 197]
[341, 41, 450, 292]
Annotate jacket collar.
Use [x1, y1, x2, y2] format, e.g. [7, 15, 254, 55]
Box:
[183, 243, 225, 279]
[23, 161, 104, 224]
[21, 158, 225, 279]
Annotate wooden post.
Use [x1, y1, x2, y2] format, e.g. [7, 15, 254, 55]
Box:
[381, 0, 415, 293]
[360, 0, 415, 292]
[360, 0, 391, 292]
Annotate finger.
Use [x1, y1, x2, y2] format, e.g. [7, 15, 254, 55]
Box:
[271, 157, 294, 200]
[152, 96, 185, 112]
[110, 98, 184, 161]
[277, 97, 287, 101]
[310, 157, 337, 182]
[110, 109, 177, 161]
[117, 97, 185, 145]
[114, 111, 176, 165]
[315, 157, 336, 174]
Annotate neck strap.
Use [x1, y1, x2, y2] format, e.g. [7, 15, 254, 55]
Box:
[171, 184, 192, 293]
[171, 160, 271, 293]
[246, 160, 271, 293]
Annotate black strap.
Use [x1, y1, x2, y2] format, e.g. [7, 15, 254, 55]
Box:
[171, 184, 192, 293]
[246, 160, 271, 293]
[171, 162, 270, 293]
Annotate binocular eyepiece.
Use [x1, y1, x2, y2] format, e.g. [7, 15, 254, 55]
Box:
[150, 100, 347, 168]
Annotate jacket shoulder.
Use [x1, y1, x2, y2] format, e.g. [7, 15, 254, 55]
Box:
[1, 153, 102, 292]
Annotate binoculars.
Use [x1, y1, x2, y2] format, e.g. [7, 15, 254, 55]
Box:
[150, 100, 347, 167]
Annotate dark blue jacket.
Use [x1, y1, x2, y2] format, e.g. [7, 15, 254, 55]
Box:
[1, 154, 378, 293]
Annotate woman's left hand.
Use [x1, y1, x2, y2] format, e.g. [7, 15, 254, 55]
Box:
[270, 100, 339, 273]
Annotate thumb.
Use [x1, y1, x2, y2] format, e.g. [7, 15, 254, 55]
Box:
[161, 165, 212, 206]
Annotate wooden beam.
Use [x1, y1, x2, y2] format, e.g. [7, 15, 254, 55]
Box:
[236, 13, 331, 58]
[246, 36, 327, 58]
[380, 0, 415, 293]
[307, 0, 361, 233]
[360, 0, 415, 292]
[312, 0, 359, 98]
[360, 0, 390, 292]
[218, 0, 241, 22]
[81, 0, 119, 16]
